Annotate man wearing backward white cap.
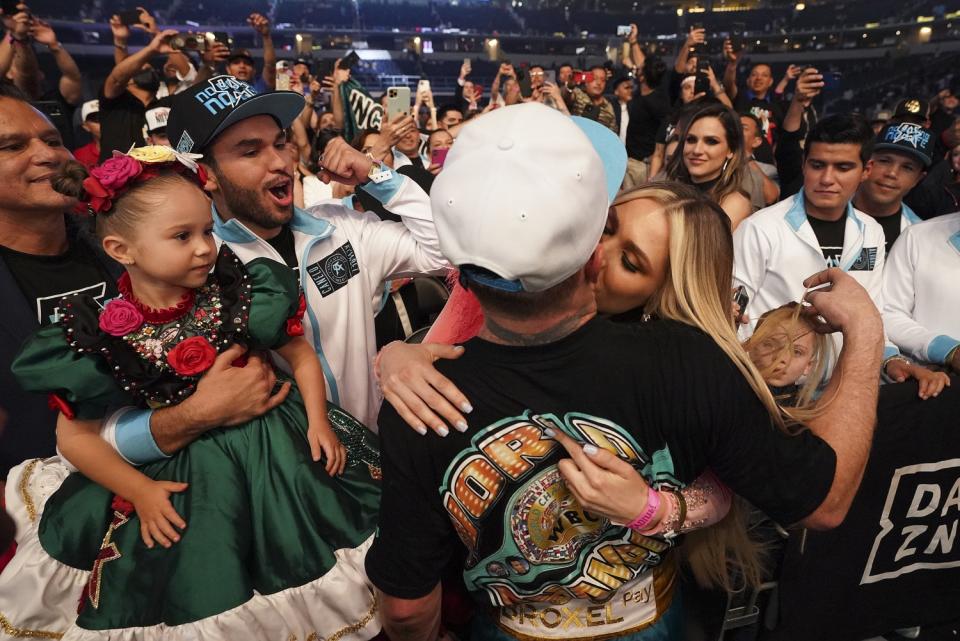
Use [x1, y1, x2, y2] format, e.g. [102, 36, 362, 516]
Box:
[365, 103, 882, 641]
[144, 105, 170, 146]
[73, 100, 101, 169]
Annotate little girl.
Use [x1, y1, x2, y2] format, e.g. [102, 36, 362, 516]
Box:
[1, 148, 381, 640]
[745, 303, 951, 407]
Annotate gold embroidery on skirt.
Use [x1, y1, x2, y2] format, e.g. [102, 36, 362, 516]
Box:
[285, 592, 378, 641]
[0, 611, 64, 639]
[17, 459, 40, 523]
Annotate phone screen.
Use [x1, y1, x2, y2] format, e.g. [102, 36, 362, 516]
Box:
[118, 9, 143, 26]
[341, 51, 360, 70]
[275, 62, 293, 91]
[431, 148, 449, 167]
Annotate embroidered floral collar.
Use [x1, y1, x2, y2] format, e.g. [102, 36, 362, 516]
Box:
[116, 272, 197, 324]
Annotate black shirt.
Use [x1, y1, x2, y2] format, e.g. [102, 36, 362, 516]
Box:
[735, 94, 786, 148]
[366, 318, 835, 612]
[874, 211, 904, 256]
[266, 224, 299, 271]
[626, 88, 671, 161]
[0, 241, 117, 325]
[37, 87, 78, 152]
[97, 91, 171, 162]
[807, 214, 847, 267]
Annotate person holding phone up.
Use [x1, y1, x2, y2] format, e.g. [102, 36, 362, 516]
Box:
[0, 4, 83, 148]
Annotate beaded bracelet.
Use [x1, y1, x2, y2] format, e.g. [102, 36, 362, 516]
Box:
[627, 488, 661, 532]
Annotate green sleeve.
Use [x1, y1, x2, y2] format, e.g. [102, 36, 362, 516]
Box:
[246, 257, 302, 350]
[12, 324, 130, 420]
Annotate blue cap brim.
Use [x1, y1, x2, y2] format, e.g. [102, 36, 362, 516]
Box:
[571, 115, 628, 202]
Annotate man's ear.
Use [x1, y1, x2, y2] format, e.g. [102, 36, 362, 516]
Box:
[102, 234, 134, 266]
[751, 136, 763, 151]
[200, 162, 218, 193]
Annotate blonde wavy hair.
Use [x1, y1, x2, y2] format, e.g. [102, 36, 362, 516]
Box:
[611, 182, 818, 591]
[744, 304, 833, 410]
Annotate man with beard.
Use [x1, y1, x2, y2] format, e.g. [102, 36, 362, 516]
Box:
[166, 75, 447, 431]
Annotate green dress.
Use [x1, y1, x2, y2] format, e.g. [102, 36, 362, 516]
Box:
[4, 248, 382, 640]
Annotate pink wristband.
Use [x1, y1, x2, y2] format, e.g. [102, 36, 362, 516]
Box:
[627, 488, 661, 531]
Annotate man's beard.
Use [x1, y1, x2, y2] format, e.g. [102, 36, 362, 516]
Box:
[217, 170, 293, 231]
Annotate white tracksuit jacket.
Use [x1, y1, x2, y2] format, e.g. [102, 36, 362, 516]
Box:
[882, 212, 960, 366]
[733, 190, 898, 364]
[213, 169, 447, 430]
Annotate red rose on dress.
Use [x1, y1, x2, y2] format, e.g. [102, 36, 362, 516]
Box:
[166, 336, 217, 376]
[82, 176, 113, 213]
[90, 155, 143, 191]
[98, 299, 144, 336]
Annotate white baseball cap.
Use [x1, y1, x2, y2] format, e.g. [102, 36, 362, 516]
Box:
[145, 106, 170, 133]
[431, 103, 626, 293]
[81, 100, 99, 121]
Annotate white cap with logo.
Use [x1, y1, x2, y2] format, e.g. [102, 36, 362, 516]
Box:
[145, 106, 170, 133]
[80, 100, 99, 122]
[431, 103, 627, 293]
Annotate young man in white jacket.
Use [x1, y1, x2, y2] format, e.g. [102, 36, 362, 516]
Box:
[165, 76, 448, 431]
[852, 121, 933, 254]
[734, 113, 938, 387]
[883, 212, 960, 372]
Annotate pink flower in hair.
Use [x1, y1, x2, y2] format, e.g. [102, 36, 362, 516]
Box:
[90, 154, 143, 192]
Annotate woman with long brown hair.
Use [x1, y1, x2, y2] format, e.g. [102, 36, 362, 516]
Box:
[665, 103, 753, 229]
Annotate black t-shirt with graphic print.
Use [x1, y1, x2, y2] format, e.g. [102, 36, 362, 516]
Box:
[0, 240, 117, 325]
[366, 317, 835, 617]
[807, 214, 847, 268]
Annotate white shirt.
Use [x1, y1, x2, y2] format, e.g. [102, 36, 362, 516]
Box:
[618, 101, 629, 144]
[882, 212, 960, 365]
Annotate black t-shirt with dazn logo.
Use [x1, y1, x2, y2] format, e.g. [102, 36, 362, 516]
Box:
[807, 214, 847, 268]
[366, 317, 835, 637]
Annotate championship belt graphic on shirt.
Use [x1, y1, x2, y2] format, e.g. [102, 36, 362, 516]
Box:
[439, 411, 680, 638]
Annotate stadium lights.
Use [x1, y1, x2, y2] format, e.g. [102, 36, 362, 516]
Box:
[919, 26, 932, 36]
[795, 3, 805, 10]
[676, 8, 683, 16]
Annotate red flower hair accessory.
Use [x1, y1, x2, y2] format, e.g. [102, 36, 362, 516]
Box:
[80, 146, 208, 215]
